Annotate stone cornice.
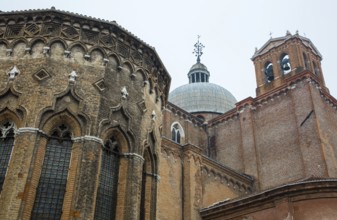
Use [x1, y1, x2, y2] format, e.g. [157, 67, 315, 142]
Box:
[252, 33, 322, 60]
[16, 127, 47, 136]
[165, 102, 205, 127]
[201, 155, 254, 186]
[200, 179, 337, 219]
[72, 135, 103, 145]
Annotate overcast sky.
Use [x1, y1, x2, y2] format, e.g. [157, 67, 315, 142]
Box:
[2, 0, 337, 101]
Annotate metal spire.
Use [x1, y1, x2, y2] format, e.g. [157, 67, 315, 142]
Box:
[193, 35, 204, 63]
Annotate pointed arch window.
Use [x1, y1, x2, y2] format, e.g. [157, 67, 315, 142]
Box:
[171, 124, 181, 144]
[94, 136, 120, 220]
[140, 148, 156, 220]
[31, 124, 72, 220]
[0, 121, 16, 192]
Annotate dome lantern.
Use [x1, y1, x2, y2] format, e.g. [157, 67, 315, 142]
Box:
[169, 37, 237, 115]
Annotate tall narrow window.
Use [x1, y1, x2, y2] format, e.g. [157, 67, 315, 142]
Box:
[0, 121, 16, 192]
[31, 124, 72, 220]
[264, 62, 274, 83]
[140, 149, 156, 220]
[313, 61, 319, 75]
[303, 53, 309, 70]
[171, 124, 181, 144]
[280, 54, 291, 74]
[94, 136, 120, 220]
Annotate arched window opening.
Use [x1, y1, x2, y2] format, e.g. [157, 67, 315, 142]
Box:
[280, 54, 291, 75]
[140, 149, 156, 220]
[196, 72, 200, 82]
[303, 53, 310, 70]
[313, 61, 319, 75]
[264, 62, 274, 83]
[94, 136, 120, 220]
[0, 121, 16, 192]
[171, 123, 181, 144]
[31, 124, 72, 220]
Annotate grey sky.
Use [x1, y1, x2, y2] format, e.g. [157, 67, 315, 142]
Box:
[2, 0, 337, 101]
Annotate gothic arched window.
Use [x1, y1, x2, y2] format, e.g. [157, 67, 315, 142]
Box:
[31, 124, 72, 220]
[94, 136, 120, 220]
[171, 124, 181, 144]
[140, 148, 156, 220]
[0, 121, 16, 192]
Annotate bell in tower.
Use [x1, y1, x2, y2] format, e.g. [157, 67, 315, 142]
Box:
[251, 31, 327, 96]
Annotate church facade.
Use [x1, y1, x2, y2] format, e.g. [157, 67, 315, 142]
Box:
[0, 8, 336, 220]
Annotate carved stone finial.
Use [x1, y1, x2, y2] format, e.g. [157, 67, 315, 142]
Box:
[151, 110, 157, 121]
[8, 65, 20, 80]
[193, 35, 204, 63]
[286, 30, 292, 36]
[121, 86, 129, 99]
[69, 70, 77, 83]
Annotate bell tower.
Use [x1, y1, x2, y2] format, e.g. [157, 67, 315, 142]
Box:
[251, 31, 327, 96]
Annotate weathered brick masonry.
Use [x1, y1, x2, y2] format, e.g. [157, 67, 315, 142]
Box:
[0, 8, 336, 220]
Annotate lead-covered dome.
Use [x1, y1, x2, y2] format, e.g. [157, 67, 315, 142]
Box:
[169, 82, 237, 114]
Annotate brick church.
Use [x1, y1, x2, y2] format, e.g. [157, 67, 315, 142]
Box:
[0, 8, 336, 220]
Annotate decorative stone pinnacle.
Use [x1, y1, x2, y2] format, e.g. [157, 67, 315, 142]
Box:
[8, 65, 20, 80]
[193, 35, 204, 63]
[69, 70, 77, 83]
[121, 86, 129, 99]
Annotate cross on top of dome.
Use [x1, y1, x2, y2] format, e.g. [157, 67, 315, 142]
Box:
[193, 35, 204, 63]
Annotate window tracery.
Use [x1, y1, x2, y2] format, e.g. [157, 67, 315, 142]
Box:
[171, 123, 184, 144]
[94, 136, 120, 220]
[0, 121, 16, 192]
[31, 124, 72, 220]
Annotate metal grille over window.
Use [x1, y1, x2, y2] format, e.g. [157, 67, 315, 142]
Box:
[31, 124, 72, 220]
[0, 121, 16, 192]
[94, 137, 120, 220]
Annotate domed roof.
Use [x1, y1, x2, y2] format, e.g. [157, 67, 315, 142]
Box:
[190, 62, 208, 71]
[169, 82, 237, 114]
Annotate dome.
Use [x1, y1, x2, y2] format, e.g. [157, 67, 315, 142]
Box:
[169, 82, 237, 114]
[190, 62, 208, 71]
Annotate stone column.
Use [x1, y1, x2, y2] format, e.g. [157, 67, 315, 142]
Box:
[71, 136, 102, 219]
[123, 153, 144, 220]
[183, 144, 202, 220]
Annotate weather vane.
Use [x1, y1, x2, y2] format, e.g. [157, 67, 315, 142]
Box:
[193, 35, 204, 63]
